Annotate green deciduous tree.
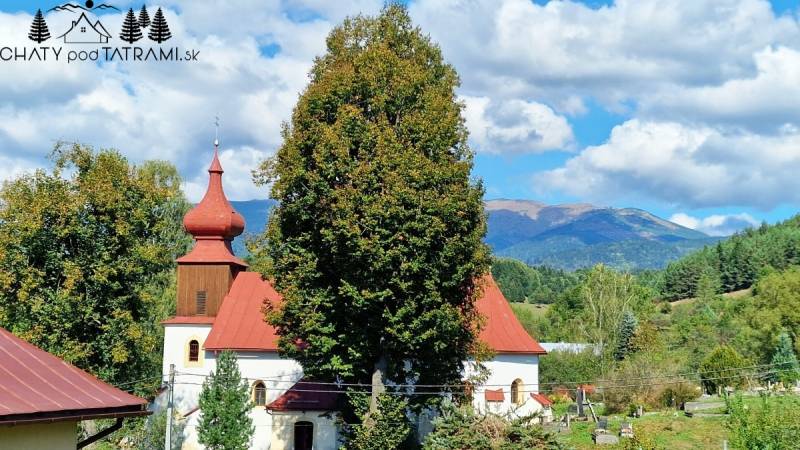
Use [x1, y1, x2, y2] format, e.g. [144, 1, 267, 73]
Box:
[198, 350, 254, 450]
[0, 143, 189, 390]
[699, 345, 748, 394]
[344, 393, 412, 450]
[769, 331, 800, 386]
[255, 2, 489, 420]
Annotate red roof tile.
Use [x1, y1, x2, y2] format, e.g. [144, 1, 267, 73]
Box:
[204, 272, 282, 351]
[161, 316, 216, 325]
[477, 275, 547, 355]
[0, 327, 148, 425]
[485, 388, 504, 402]
[266, 380, 342, 411]
[531, 392, 553, 407]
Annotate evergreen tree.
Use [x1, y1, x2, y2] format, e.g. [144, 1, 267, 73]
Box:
[120, 8, 143, 44]
[770, 331, 800, 386]
[614, 310, 638, 361]
[255, 3, 490, 424]
[198, 351, 254, 450]
[28, 9, 51, 43]
[138, 5, 151, 29]
[148, 8, 172, 43]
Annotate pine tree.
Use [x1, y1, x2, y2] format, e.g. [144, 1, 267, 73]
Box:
[138, 5, 151, 29]
[770, 331, 800, 386]
[119, 8, 143, 44]
[28, 9, 51, 43]
[148, 8, 172, 43]
[614, 310, 638, 361]
[198, 351, 254, 450]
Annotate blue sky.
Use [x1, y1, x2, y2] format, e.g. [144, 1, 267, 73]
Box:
[0, 0, 799, 236]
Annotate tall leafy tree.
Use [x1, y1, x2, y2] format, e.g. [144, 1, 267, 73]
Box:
[198, 351, 254, 450]
[120, 8, 143, 44]
[148, 8, 172, 43]
[255, 3, 489, 414]
[769, 331, 800, 386]
[699, 345, 748, 394]
[28, 9, 51, 43]
[0, 143, 190, 390]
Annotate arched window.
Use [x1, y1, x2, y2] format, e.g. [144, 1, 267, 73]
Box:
[253, 381, 266, 406]
[294, 421, 314, 450]
[189, 340, 199, 362]
[511, 379, 524, 405]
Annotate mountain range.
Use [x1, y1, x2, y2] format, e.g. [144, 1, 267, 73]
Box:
[228, 199, 721, 270]
[485, 200, 720, 270]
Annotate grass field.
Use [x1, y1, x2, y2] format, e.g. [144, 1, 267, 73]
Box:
[553, 411, 729, 449]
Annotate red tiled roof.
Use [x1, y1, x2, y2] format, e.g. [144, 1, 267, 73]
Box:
[161, 316, 216, 325]
[477, 275, 547, 355]
[0, 327, 149, 425]
[266, 380, 342, 411]
[204, 272, 282, 351]
[531, 392, 553, 407]
[485, 388, 504, 402]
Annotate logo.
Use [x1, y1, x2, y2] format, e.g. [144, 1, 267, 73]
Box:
[5, 3, 197, 64]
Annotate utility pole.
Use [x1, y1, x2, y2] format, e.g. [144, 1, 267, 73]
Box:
[165, 364, 175, 450]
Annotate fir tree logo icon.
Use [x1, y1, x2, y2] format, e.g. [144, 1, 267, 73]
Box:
[28, 9, 52, 43]
[148, 7, 172, 43]
[120, 8, 143, 44]
[138, 5, 151, 29]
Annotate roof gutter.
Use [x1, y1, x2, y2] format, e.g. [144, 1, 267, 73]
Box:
[77, 417, 123, 449]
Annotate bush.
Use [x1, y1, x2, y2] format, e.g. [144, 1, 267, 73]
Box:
[539, 349, 602, 389]
[698, 345, 749, 394]
[726, 394, 800, 449]
[423, 403, 565, 449]
[342, 393, 412, 450]
[659, 382, 701, 409]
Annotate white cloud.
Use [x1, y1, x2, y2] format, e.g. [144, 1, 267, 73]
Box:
[462, 96, 573, 154]
[536, 120, 800, 209]
[670, 212, 760, 236]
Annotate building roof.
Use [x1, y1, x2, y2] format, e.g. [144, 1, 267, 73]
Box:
[485, 388, 504, 402]
[0, 327, 149, 425]
[266, 380, 342, 412]
[476, 275, 547, 355]
[203, 272, 282, 351]
[531, 392, 553, 407]
[199, 272, 545, 355]
[177, 146, 247, 267]
[161, 316, 216, 325]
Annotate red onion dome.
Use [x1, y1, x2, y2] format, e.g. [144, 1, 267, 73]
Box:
[183, 148, 245, 240]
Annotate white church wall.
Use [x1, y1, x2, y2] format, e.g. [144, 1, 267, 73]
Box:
[467, 354, 544, 417]
[269, 411, 340, 450]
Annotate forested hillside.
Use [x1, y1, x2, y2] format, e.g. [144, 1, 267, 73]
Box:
[490, 258, 580, 303]
[660, 216, 800, 300]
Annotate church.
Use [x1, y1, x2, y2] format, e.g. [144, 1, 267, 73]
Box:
[158, 145, 550, 450]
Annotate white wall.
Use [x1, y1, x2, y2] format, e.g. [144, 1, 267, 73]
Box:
[0, 421, 76, 450]
[270, 411, 339, 450]
[467, 354, 545, 417]
[161, 324, 305, 450]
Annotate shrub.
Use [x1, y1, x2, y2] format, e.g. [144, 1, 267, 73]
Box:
[699, 345, 748, 394]
[423, 403, 565, 450]
[342, 393, 412, 450]
[539, 349, 602, 389]
[659, 382, 701, 409]
[726, 394, 800, 449]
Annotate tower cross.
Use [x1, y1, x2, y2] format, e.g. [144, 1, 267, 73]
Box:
[214, 116, 220, 147]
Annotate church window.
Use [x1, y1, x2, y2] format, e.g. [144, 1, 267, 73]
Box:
[196, 291, 207, 315]
[511, 379, 524, 405]
[189, 340, 199, 362]
[253, 381, 266, 406]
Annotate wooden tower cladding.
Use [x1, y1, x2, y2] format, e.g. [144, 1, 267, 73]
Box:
[175, 143, 248, 317]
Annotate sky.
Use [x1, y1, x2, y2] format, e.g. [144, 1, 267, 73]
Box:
[0, 0, 799, 237]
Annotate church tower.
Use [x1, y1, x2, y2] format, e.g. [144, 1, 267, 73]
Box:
[175, 144, 247, 317]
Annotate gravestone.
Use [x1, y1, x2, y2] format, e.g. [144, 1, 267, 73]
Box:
[593, 433, 619, 445]
[619, 422, 634, 438]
